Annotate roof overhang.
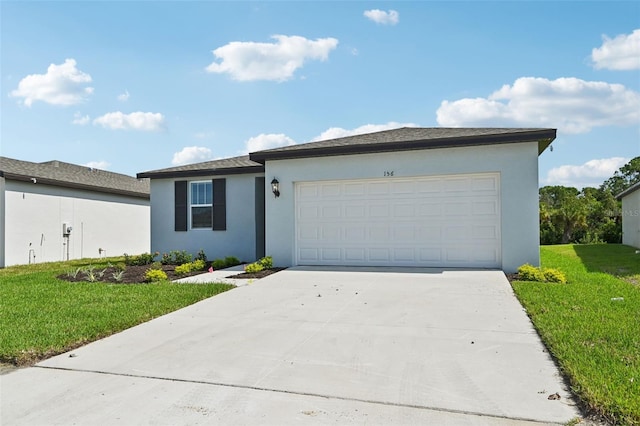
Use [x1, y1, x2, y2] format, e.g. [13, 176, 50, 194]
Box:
[249, 129, 556, 164]
[137, 165, 265, 180]
[1, 172, 150, 199]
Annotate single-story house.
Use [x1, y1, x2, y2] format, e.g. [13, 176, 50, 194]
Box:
[138, 127, 555, 273]
[616, 181, 640, 248]
[0, 157, 150, 267]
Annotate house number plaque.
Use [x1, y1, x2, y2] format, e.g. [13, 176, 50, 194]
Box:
[383, 171, 394, 177]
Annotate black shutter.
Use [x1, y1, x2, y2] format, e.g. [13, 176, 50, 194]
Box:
[174, 181, 188, 232]
[212, 178, 226, 230]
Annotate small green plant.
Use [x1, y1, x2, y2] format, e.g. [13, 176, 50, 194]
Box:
[111, 270, 125, 282]
[144, 269, 168, 283]
[191, 259, 206, 271]
[149, 261, 163, 270]
[517, 264, 547, 282]
[257, 256, 273, 269]
[175, 259, 206, 276]
[83, 266, 98, 282]
[66, 267, 82, 279]
[161, 250, 193, 265]
[124, 252, 157, 266]
[543, 268, 567, 284]
[244, 263, 264, 273]
[517, 264, 567, 284]
[224, 256, 241, 267]
[174, 263, 193, 275]
[196, 249, 207, 263]
[211, 259, 226, 270]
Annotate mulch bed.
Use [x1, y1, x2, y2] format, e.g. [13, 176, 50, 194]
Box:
[58, 264, 207, 284]
[227, 267, 286, 279]
[58, 264, 287, 284]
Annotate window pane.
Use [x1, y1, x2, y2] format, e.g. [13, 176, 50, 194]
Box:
[205, 182, 212, 204]
[192, 206, 212, 228]
[190, 181, 213, 206]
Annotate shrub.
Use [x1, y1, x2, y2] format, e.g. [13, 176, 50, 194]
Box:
[191, 259, 206, 271]
[224, 256, 241, 267]
[257, 256, 273, 269]
[244, 263, 264, 273]
[161, 250, 193, 265]
[517, 264, 547, 282]
[174, 263, 192, 275]
[145, 269, 168, 282]
[124, 252, 157, 266]
[543, 268, 567, 284]
[211, 259, 226, 270]
[196, 249, 207, 263]
[149, 261, 163, 270]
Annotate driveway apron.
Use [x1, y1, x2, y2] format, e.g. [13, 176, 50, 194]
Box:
[1, 267, 581, 425]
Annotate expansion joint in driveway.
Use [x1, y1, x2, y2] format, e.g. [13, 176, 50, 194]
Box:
[35, 365, 559, 425]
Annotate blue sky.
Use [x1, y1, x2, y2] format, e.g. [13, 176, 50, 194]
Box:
[2, 1, 639, 188]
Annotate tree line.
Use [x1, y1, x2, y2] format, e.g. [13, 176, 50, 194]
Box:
[539, 157, 639, 245]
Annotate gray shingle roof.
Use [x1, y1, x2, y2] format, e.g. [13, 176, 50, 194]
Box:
[0, 157, 150, 199]
[249, 127, 556, 163]
[137, 155, 264, 179]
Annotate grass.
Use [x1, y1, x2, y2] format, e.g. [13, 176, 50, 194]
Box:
[511, 244, 640, 425]
[0, 257, 234, 366]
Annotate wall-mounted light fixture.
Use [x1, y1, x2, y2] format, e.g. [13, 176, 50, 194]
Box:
[271, 178, 280, 198]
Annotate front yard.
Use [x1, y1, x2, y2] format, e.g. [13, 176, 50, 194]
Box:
[0, 258, 233, 366]
[512, 244, 640, 425]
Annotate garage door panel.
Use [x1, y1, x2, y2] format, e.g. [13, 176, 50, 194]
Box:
[473, 201, 498, 215]
[296, 173, 500, 268]
[369, 182, 390, 195]
[321, 248, 341, 261]
[345, 248, 366, 261]
[417, 203, 442, 217]
[299, 225, 319, 240]
[299, 248, 319, 262]
[344, 183, 365, 196]
[345, 204, 366, 218]
[369, 248, 391, 261]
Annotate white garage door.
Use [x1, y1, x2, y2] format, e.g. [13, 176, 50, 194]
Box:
[295, 173, 501, 268]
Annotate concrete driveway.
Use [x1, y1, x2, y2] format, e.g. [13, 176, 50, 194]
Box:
[2, 267, 581, 425]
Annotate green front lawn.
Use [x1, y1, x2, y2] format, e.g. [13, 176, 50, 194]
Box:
[0, 258, 233, 365]
[512, 245, 640, 424]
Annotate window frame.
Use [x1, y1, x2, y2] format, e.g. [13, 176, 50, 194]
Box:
[189, 180, 213, 230]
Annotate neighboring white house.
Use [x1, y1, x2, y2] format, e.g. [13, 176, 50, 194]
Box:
[617, 182, 640, 248]
[138, 127, 556, 273]
[0, 157, 150, 267]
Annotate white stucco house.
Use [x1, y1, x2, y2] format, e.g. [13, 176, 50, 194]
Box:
[137, 127, 556, 273]
[617, 182, 640, 248]
[0, 157, 150, 267]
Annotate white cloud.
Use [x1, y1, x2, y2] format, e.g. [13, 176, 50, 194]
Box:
[93, 111, 166, 131]
[172, 146, 214, 166]
[591, 29, 640, 71]
[117, 90, 130, 102]
[206, 35, 339, 82]
[312, 122, 418, 141]
[436, 77, 640, 134]
[244, 133, 296, 153]
[72, 112, 90, 125]
[543, 157, 631, 188]
[84, 161, 110, 170]
[364, 9, 399, 25]
[10, 58, 93, 107]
